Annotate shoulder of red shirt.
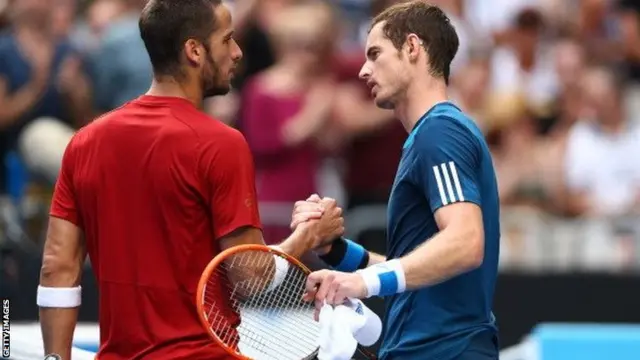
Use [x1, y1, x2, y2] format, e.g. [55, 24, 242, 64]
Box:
[65, 95, 251, 175]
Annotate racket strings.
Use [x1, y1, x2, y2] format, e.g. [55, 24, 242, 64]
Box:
[232, 252, 320, 352]
[202, 250, 321, 360]
[231, 252, 319, 359]
[244, 266, 319, 340]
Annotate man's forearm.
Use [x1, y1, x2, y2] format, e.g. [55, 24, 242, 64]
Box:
[278, 230, 314, 260]
[39, 254, 84, 358]
[40, 308, 79, 359]
[399, 228, 483, 290]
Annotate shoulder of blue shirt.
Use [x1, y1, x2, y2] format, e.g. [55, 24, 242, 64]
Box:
[413, 113, 478, 150]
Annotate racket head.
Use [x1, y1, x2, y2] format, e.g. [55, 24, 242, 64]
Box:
[196, 244, 319, 360]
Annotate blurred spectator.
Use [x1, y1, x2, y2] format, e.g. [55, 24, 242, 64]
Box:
[555, 37, 587, 92]
[334, 0, 371, 51]
[464, 0, 541, 46]
[239, 2, 340, 244]
[616, 0, 640, 119]
[0, 0, 11, 30]
[563, 66, 640, 217]
[88, 0, 151, 112]
[536, 36, 586, 137]
[231, 0, 299, 90]
[450, 58, 491, 130]
[576, 0, 620, 63]
[486, 94, 560, 210]
[430, 0, 474, 74]
[208, 0, 305, 126]
[0, 0, 91, 187]
[332, 0, 405, 209]
[618, 0, 640, 83]
[51, 0, 78, 40]
[489, 8, 559, 116]
[71, 0, 129, 53]
[538, 0, 578, 32]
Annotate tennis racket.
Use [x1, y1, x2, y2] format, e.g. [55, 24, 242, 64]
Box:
[196, 244, 378, 360]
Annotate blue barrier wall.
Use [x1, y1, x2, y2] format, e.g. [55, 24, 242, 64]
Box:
[533, 324, 640, 360]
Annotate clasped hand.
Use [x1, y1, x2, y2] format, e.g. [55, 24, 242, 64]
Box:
[291, 195, 368, 310]
[290, 194, 344, 252]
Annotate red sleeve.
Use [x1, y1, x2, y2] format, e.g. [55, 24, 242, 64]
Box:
[199, 128, 262, 240]
[239, 78, 288, 156]
[50, 135, 82, 228]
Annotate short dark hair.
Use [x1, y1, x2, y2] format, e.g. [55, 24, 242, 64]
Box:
[371, 0, 459, 84]
[139, 0, 222, 77]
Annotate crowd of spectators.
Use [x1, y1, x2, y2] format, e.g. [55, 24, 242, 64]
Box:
[1, 0, 640, 254]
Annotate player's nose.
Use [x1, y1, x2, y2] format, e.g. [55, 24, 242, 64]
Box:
[358, 63, 371, 81]
[231, 39, 243, 62]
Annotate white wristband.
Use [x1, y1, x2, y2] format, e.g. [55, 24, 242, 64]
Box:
[266, 245, 289, 292]
[37, 285, 82, 308]
[357, 259, 406, 297]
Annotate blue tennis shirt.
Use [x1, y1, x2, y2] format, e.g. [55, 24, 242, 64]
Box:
[379, 102, 500, 360]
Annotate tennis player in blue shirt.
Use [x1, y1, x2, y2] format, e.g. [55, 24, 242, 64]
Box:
[296, 1, 500, 359]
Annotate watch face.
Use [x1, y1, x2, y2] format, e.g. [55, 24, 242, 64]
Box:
[44, 354, 62, 360]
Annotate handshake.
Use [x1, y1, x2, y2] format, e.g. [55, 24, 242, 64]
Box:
[288, 194, 345, 255]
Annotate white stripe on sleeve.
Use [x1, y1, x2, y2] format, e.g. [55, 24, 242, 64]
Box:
[448, 161, 465, 202]
[440, 163, 456, 203]
[432, 165, 448, 205]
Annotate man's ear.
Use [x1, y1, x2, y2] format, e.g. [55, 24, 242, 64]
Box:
[405, 33, 423, 62]
[184, 39, 202, 66]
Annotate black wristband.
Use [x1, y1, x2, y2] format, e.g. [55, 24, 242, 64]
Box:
[319, 237, 347, 267]
[319, 237, 370, 270]
[358, 248, 370, 269]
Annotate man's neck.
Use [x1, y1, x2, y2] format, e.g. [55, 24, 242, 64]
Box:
[146, 77, 204, 109]
[393, 78, 449, 133]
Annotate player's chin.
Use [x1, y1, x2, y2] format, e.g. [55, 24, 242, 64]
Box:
[372, 89, 394, 109]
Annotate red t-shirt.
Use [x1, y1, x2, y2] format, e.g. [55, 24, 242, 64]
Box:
[50, 95, 262, 360]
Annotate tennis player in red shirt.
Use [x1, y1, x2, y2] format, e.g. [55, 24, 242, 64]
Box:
[36, 1, 343, 359]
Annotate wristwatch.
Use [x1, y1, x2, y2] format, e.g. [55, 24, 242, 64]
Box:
[44, 354, 62, 360]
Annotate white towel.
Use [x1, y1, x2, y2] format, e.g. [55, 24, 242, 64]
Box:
[317, 299, 382, 360]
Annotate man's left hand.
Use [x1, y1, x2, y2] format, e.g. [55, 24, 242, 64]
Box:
[303, 269, 367, 308]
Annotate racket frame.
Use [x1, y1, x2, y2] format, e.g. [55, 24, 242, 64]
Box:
[196, 243, 377, 360]
[196, 244, 312, 360]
